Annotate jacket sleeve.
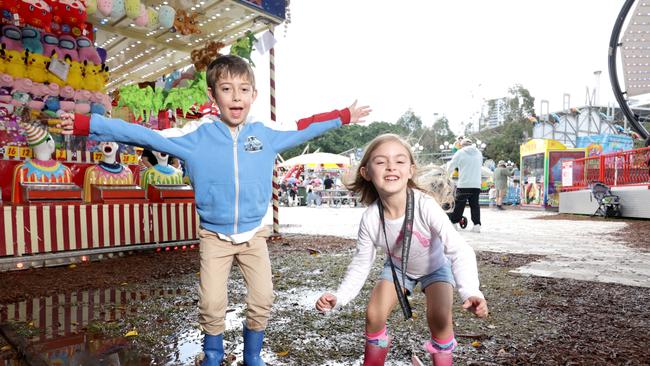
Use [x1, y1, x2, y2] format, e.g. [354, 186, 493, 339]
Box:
[72, 113, 193, 161]
[265, 108, 351, 153]
[333, 216, 376, 307]
[424, 197, 484, 301]
[447, 153, 460, 175]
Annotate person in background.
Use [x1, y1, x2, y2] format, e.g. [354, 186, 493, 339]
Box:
[493, 160, 516, 210]
[447, 138, 483, 233]
[488, 183, 496, 209]
[324, 174, 334, 190]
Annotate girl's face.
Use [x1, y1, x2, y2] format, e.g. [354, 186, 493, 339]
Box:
[361, 140, 414, 197]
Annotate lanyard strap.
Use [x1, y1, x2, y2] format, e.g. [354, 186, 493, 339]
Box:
[378, 188, 415, 320]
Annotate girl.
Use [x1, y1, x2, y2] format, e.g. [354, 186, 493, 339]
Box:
[315, 134, 488, 366]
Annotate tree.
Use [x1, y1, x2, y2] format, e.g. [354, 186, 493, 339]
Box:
[472, 84, 535, 163]
[396, 109, 423, 133]
[431, 116, 456, 150]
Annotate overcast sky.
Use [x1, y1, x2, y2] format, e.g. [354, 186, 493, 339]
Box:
[247, 0, 624, 133]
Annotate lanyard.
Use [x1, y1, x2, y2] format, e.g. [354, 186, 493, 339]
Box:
[377, 188, 414, 320]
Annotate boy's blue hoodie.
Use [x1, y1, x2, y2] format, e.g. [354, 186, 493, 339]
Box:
[73, 109, 350, 235]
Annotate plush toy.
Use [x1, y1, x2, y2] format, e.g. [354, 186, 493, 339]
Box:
[51, 0, 86, 36]
[57, 34, 78, 61]
[96, 0, 111, 17]
[58, 84, 74, 111]
[27, 81, 47, 110]
[66, 59, 84, 89]
[173, 10, 200, 36]
[86, 0, 97, 15]
[21, 27, 43, 54]
[17, 0, 52, 32]
[0, 73, 13, 103]
[230, 31, 257, 66]
[73, 88, 90, 114]
[158, 5, 175, 28]
[110, 0, 125, 19]
[41, 32, 59, 57]
[11, 77, 32, 106]
[84, 61, 103, 91]
[98, 63, 109, 89]
[96, 47, 107, 64]
[76, 37, 101, 65]
[4, 48, 26, 78]
[89, 91, 106, 115]
[146, 6, 158, 28]
[25, 50, 50, 83]
[124, 0, 139, 19]
[133, 4, 148, 27]
[191, 40, 224, 71]
[1, 25, 23, 52]
[1, 0, 20, 25]
[0, 48, 6, 74]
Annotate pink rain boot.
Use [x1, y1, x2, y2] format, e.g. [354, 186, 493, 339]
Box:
[363, 326, 390, 366]
[363, 338, 391, 366]
[424, 337, 457, 366]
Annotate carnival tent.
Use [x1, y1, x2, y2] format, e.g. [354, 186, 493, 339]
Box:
[279, 152, 351, 169]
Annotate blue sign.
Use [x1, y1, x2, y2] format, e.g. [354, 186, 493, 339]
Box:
[235, 0, 286, 21]
[576, 134, 633, 154]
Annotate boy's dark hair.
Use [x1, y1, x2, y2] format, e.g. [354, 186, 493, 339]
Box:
[206, 55, 256, 94]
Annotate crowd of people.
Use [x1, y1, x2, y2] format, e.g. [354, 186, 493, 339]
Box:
[278, 173, 347, 207]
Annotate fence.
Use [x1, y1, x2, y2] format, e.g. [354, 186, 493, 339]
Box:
[563, 147, 650, 190]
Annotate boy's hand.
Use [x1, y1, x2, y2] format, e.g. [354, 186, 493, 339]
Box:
[315, 292, 337, 312]
[462, 296, 488, 318]
[348, 100, 371, 124]
[55, 113, 75, 135]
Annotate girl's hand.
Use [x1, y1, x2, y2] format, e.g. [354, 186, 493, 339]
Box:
[462, 296, 488, 318]
[55, 113, 75, 135]
[315, 293, 338, 312]
[348, 100, 371, 124]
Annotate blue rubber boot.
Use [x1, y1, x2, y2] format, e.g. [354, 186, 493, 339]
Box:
[202, 333, 224, 366]
[243, 323, 266, 366]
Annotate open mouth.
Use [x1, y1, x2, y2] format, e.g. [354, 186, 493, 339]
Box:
[230, 107, 243, 119]
[159, 153, 168, 158]
[103, 146, 112, 154]
[384, 175, 399, 181]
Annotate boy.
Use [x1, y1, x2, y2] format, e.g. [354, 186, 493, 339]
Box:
[58, 55, 371, 365]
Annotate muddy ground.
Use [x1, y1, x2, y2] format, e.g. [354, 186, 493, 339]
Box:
[1, 215, 649, 365]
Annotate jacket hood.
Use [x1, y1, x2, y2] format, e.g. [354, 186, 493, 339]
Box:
[460, 145, 481, 156]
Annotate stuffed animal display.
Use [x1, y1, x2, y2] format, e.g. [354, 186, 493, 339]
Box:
[191, 41, 224, 71]
[174, 10, 201, 35]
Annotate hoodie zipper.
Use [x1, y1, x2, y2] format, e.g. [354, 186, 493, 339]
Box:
[233, 128, 240, 233]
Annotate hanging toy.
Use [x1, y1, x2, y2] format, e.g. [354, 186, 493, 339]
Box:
[133, 4, 148, 27]
[1, 25, 23, 52]
[76, 36, 101, 64]
[173, 9, 200, 36]
[146, 6, 158, 28]
[86, 0, 97, 15]
[96, 0, 112, 17]
[57, 34, 78, 61]
[110, 0, 125, 19]
[157, 5, 175, 28]
[124, 0, 139, 19]
[21, 27, 43, 55]
[229, 31, 257, 66]
[41, 32, 60, 58]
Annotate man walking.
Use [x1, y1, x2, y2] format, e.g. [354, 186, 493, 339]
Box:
[494, 160, 516, 210]
[447, 138, 483, 232]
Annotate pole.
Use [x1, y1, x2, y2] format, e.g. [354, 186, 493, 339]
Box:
[269, 26, 281, 238]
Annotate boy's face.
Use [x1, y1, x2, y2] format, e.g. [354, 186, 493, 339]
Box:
[209, 73, 257, 131]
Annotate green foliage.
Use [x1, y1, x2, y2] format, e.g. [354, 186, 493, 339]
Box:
[396, 109, 423, 132]
[230, 31, 257, 67]
[472, 84, 535, 163]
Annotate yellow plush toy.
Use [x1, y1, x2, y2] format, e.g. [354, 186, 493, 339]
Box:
[5, 49, 27, 79]
[66, 60, 86, 90]
[98, 64, 110, 91]
[84, 62, 103, 91]
[0, 48, 7, 74]
[26, 52, 51, 84]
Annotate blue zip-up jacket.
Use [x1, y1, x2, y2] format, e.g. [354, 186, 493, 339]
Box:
[73, 109, 351, 235]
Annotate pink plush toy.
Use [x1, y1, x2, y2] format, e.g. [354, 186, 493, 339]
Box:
[58, 84, 75, 112]
[27, 81, 48, 110]
[42, 32, 60, 57]
[57, 35, 78, 61]
[11, 77, 33, 106]
[77, 37, 101, 65]
[1, 25, 23, 52]
[96, 0, 112, 17]
[73, 88, 90, 114]
[100, 93, 111, 112]
[0, 73, 14, 103]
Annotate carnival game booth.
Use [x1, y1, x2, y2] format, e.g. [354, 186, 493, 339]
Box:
[558, 146, 650, 218]
[0, 0, 289, 271]
[519, 139, 586, 209]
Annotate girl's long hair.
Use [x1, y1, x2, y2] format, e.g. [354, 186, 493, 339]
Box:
[346, 134, 455, 209]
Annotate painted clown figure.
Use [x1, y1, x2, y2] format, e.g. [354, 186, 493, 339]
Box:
[140, 150, 183, 190]
[11, 123, 73, 203]
[82, 141, 134, 202]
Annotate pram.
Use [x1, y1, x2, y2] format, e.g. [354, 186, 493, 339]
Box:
[591, 182, 622, 218]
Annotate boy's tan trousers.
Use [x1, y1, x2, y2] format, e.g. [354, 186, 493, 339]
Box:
[198, 227, 275, 335]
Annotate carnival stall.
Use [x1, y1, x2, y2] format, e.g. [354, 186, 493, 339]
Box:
[0, 0, 288, 271]
[519, 138, 586, 209]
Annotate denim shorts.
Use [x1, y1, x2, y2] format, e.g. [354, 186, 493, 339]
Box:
[380, 261, 455, 294]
